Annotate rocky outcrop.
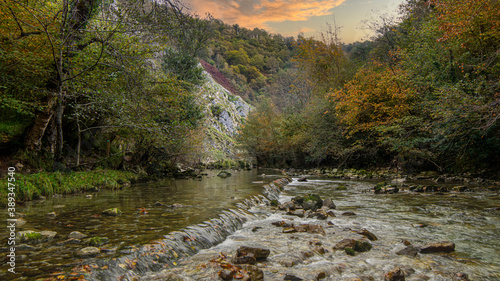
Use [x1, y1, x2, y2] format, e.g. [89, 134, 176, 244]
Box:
[196, 69, 252, 164]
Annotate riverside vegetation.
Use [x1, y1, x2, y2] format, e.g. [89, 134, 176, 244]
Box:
[1, 1, 499, 212]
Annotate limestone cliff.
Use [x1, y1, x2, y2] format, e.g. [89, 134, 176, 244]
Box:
[195, 69, 252, 164]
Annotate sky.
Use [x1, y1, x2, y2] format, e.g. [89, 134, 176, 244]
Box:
[185, 0, 406, 43]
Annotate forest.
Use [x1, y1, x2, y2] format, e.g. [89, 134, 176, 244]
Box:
[1, 0, 499, 180]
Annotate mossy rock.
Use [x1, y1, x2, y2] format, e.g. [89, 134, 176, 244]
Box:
[23, 231, 42, 242]
[345, 247, 356, 256]
[102, 208, 122, 216]
[217, 170, 232, 178]
[354, 240, 372, 252]
[336, 185, 347, 191]
[270, 200, 279, 207]
[84, 237, 110, 246]
[374, 182, 388, 194]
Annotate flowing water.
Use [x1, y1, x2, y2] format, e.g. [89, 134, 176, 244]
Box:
[140, 178, 500, 281]
[1, 173, 499, 280]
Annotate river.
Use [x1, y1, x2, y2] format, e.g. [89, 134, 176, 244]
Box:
[1, 171, 499, 280]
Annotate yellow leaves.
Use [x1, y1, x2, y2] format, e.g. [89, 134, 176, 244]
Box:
[331, 61, 415, 132]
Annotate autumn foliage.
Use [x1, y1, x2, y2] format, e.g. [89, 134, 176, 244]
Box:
[239, 0, 500, 173]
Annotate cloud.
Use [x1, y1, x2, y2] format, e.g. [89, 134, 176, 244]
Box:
[190, 0, 346, 30]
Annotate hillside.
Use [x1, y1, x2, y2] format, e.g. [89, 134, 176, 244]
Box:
[196, 64, 252, 164]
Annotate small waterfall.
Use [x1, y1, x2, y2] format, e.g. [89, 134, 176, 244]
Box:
[90, 177, 291, 281]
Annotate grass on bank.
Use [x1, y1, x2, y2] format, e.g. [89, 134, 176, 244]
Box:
[0, 170, 140, 207]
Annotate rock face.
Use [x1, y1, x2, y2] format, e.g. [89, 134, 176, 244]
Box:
[196, 69, 252, 163]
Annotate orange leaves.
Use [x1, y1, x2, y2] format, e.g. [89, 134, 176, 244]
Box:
[432, 0, 500, 51]
[330, 62, 415, 133]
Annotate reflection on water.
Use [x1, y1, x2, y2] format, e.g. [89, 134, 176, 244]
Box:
[0, 169, 281, 279]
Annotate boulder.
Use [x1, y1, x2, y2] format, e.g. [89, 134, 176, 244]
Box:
[308, 209, 328, 220]
[278, 201, 296, 210]
[293, 224, 326, 235]
[217, 170, 232, 178]
[236, 246, 270, 261]
[17, 230, 56, 243]
[384, 267, 405, 281]
[333, 238, 372, 252]
[297, 176, 308, 182]
[287, 209, 305, 217]
[323, 198, 336, 209]
[232, 255, 256, 265]
[396, 245, 419, 258]
[420, 241, 455, 253]
[356, 228, 378, 241]
[293, 194, 323, 211]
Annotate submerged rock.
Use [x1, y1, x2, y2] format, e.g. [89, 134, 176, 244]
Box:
[102, 208, 122, 216]
[238, 264, 263, 281]
[384, 267, 405, 281]
[75, 246, 100, 257]
[396, 245, 419, 258]
[84, 237, 110, 246]
[69, 231, 88, 239]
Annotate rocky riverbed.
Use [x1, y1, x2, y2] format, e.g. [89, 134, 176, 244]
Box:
[134, 179, 499, 281]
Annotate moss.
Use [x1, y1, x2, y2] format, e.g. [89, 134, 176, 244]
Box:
[270, 200, 279, 207]
[336, 185, 347, 190]
[84, 237, 110, 246]
[25, 232, 42, 240]
[354, 241, 372, 252]
[345, 247, 356, 256]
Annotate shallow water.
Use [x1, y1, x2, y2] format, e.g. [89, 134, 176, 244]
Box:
[0, 169, 281, 280]
[143, 177, 500, 281]
[1, 174, 499, 280]
[280, 179, 500, 279]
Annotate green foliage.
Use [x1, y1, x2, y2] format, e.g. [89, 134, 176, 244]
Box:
[163, 49, 204, 86]
[237, 0, 500, 174]
[0, 170, 138, 207]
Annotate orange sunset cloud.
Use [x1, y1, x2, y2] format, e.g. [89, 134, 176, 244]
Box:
[189, 0, 346, 30]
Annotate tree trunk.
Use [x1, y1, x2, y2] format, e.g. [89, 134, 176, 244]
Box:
[24, 95, 56, 151]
